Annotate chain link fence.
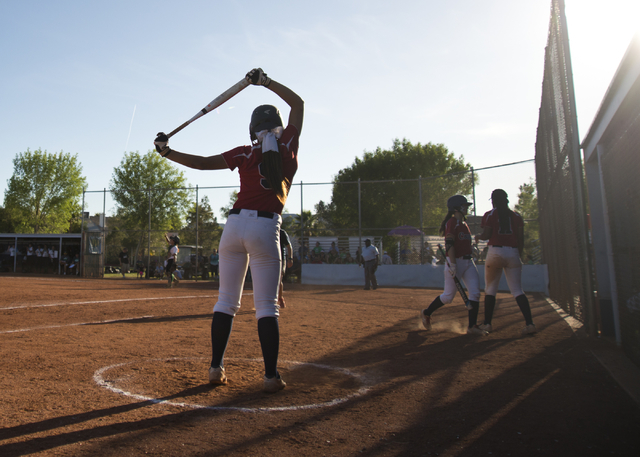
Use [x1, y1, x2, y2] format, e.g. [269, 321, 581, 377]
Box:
[535, 0, 595, 332]
[81, 160, 538, 281]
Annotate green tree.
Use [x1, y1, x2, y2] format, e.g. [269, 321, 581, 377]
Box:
[322, 139, 474, 236]
[219, 190, 238, 219]
[0, 207, 15, 233]
[110, 151, 191, 260]
[515, 179, 541, 263]
[182, 195, 223, 252]
[4, 149, 86, 233]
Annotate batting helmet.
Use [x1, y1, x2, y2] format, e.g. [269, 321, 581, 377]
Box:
[250, 104, 283, 142]
[170, 235, 180, 245]
[447, 195, 472, 211]
[491, 189, 509, 203]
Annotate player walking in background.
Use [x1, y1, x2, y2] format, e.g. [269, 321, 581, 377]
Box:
[165, 236, 180, 288]
[154, 68, 303, 393]
[278, 229, 293, 308]
[118, 247, 129, 278]
[359, 238, 379, 290]
[421, 195, 485, 335]
[475, 189, 536, 334]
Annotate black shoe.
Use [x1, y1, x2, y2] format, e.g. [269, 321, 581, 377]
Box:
[364, 287, 370, 290]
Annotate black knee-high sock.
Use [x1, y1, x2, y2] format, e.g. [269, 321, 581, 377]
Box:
[516, 294, 534, 326]
[483, 295, 496, 325]
[424, 296, 445, 316]
[258, 317, 280, 378]
[210, 312, 234, 368]
[468, 300, 480, 327]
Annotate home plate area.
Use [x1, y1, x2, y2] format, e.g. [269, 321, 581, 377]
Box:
[94, 357, 371, 412]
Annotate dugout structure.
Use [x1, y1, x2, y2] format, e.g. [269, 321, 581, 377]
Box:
[582, 33, 640, 366]
[0, 233, 81, 275]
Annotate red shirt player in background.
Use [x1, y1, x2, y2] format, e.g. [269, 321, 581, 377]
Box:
[154, 68, 303, 393]
[421, 195, 484, 335]
[475, 188, 536, 335]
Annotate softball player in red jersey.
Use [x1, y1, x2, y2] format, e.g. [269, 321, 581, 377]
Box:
[154, 68, 303, 392]
[475, 189, 536, 334]
[421, 195, 485, 334]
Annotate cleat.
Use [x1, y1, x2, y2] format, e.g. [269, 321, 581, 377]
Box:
[420, 310, 432, 330]
[263, 374, 286, 393]
[479, 323, 493, 333]
[209, 366, 227, 385]
[467, 325, 488, 335]
[522, 324, 537, 335]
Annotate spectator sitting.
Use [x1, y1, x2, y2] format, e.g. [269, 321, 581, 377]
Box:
[60, 251, 70, 275]
[328, 242, 339, 263]
[312, 241, 323, 257]
[68, 253, 80, 275]
[345, 253, 356, 264]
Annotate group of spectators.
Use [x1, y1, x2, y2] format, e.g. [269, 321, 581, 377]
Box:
[298, 241, 360, 265]
[1, 244, 79, 274]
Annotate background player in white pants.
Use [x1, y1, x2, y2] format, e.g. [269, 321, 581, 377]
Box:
[154, 68, 303, 392]
[165, 236, 179, 288]
[421, 195, 485, 334]
[475, 189, 536, 334]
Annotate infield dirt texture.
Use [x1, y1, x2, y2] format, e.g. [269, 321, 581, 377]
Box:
[1, 276, 639, 456]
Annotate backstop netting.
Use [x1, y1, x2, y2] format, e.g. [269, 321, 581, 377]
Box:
[535, 0, 595, 332]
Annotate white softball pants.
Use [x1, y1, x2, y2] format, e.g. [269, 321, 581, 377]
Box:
[440, 258, 481, 304]
[213, 209, 282, 320]
[484, 246, 524, 297]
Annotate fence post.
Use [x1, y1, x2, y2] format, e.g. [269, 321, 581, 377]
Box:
[80, 187, 85, 277]
[148, 187, 151, 278]
[103, 188, 107, 276]
[196, 185, 199, 282]
[419, 176, 424, 264]
[471, 167, 477, 234]
[300, 181, 304, 263]
[358, 178, 362, 250]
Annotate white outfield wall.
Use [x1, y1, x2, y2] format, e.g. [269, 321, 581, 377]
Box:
[301, 264, 549, 295]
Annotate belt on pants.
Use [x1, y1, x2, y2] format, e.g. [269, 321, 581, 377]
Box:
[460, 255, 472, 260]
[229, 208, 276, 219]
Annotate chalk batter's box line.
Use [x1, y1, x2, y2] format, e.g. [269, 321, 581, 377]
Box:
[0, 315, 156, 334]
[0, 293, 254, 311]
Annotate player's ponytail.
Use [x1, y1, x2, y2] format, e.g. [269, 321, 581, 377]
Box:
[261, 150, 290, 205]
[491, 189, 513, 233]
[439, 210, 455, 235]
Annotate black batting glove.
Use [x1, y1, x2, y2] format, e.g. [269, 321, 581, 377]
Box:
[154, 132, 169, 154]
[245, 68, 271, 87]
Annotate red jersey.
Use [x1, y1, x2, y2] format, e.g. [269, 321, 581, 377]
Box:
[444, 217, 473, 257]
[481, 208, 524, 247]
[222, 125, 299, 214]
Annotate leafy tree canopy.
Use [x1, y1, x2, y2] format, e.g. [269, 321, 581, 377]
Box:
[319, 139, 474, 236]
[182, 195, 222, 252]
[4, 149, 86, 233]
[219, 190, 238, 220]
[109, 151, 191, 257]
[515, 179, 541, 263]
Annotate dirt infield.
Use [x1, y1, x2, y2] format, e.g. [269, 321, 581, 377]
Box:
[1, 276, 639, 456]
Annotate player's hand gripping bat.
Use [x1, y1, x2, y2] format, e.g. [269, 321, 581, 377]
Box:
[438, 244, 473, 310]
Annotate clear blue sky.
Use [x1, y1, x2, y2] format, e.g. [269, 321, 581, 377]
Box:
[1, 0, 638, 220]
